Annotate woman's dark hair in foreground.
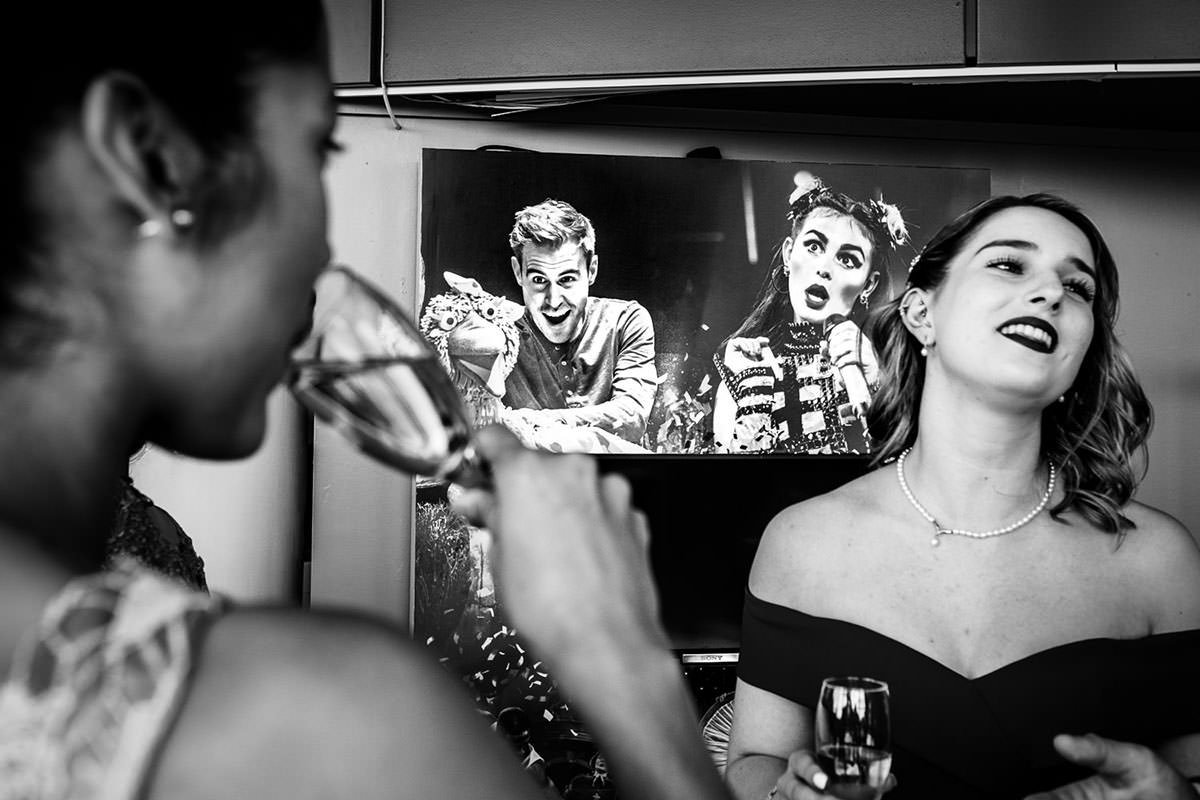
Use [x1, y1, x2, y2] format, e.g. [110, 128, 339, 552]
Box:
[865, 194, 1152, 535]
[5, 0, 327, 367]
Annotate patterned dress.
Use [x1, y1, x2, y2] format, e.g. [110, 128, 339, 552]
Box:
[0, 563, 225, 799]
[106, 478, 207, 591]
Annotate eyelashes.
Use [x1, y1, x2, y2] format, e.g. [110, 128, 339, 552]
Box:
[985, 256, 1095, 302]
[985, 256, 1023, 273]
[1063, 278, 1096, 302]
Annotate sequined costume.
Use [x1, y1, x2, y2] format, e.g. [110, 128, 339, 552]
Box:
[106, 478, 207, 591]
[713, 321, 877, 454]
[0, 562, 226, 799]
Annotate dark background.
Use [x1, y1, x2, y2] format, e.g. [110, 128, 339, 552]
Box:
[596, 454, 872, 650]
[421, 148, 989, 451]
[417, 453, 871, 652]
[420, 149, 989, 649]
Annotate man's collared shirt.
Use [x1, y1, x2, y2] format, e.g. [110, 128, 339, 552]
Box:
[502, 296, 657, 443]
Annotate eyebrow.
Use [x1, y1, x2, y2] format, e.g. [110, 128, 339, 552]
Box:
[526, 265, 581, 276]
[802, 227, 865, 259]
[975, 239, 1097, 281]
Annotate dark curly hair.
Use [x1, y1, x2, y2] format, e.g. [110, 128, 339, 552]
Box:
[4, 0, 327, 368]
[865, 194, 1152, 535]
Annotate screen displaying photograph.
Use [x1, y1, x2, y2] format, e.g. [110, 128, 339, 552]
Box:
[415, 149, 989, 797]
[420, 149, 989, 456]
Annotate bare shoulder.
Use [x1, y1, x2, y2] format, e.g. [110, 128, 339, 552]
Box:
[748, 469, 890, 605]
[1117, 501, 1200, 631]
[148, 606, 534, 800]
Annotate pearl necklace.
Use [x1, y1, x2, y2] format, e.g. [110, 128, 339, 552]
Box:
[896, 447, 1056, 547]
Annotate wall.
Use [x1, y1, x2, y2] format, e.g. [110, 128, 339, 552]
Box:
[130, 391, 307, 603]
[312, 103, 1200, 624]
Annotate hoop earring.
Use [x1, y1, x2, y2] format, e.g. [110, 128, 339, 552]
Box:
[773, 268, 789, 294]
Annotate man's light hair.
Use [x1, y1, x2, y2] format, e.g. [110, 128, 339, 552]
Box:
[508, 199, 596, 267]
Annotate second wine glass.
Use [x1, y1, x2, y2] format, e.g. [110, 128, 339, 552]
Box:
[814, 676, 892, 800]
[288, 265, 489, 487]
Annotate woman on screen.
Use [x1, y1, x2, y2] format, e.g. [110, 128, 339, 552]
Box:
[711, 174, 908, 454]
[724, 194, 1200, 799]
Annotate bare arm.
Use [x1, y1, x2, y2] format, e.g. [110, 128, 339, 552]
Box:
[712, 380, 736, 450]
[149, 609, 543, 799]
[452, 425, 730, 800]
[1130, 503, 1200, 780]
[723, 514, 834, 800]
[725, 679, 814, 800]
[722, 496, 889, 800]
[711, 337, 777, 453]
[1026, 509, 1200, 799]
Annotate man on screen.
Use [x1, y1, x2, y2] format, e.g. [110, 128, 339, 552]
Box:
[502, 198, 657, 447]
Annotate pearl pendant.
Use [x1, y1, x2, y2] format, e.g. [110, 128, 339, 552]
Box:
[930, 537, 940, 547]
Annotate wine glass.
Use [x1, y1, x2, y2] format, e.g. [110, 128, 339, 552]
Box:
[288, 264, 490, 487]
[813, 677, 892, 800]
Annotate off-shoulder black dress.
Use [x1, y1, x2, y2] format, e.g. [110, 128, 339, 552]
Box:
[739, 590, 1200, 799]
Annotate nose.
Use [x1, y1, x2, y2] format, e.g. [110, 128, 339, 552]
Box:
[816, 256, 833, 281]
[1028, 274, 1064, 311]
[545, 283, 563, 308]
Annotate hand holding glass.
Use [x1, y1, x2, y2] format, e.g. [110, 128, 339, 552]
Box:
[814, 677, 892, 800]
[288, 265, 489, 486]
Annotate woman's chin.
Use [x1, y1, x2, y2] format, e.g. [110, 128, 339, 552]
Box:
[794, 307, 849, 326]
[168, 410, 269, 462]
[221, 414, 271, 460]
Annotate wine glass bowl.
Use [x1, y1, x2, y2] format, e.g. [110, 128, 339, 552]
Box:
[289, 265, 487, 485]
[814, 676, 892, 800]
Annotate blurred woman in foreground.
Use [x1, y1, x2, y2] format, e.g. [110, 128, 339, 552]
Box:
[0, 3, 725, 797]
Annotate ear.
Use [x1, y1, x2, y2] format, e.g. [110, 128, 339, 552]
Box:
[587, 254, 598, 285]
[781, 236, 795, 266]
[81, 71, 202, 234]
[861, 270, 880, 301]
[510, 255, 522, 284]
[899, 287, 934, 343]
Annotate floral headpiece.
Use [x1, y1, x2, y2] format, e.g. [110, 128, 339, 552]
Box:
[787, 172, 909, 251]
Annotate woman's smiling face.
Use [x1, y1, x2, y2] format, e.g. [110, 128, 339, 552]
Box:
[924, 205, 1098, 407]
[784, 208, 878, 325]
